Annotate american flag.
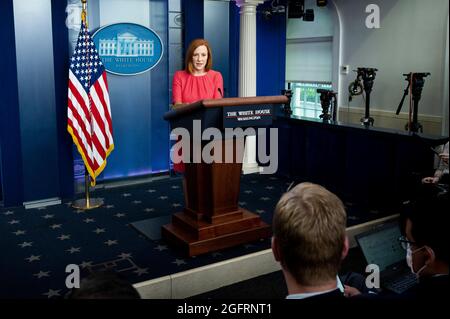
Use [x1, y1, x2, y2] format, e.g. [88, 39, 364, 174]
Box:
[67, 21, 114, 186]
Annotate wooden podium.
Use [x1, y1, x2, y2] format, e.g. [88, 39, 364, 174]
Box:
[162, 95, 289, 256]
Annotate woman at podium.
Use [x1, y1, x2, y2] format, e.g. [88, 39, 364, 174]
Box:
[171, 38, 224, 173]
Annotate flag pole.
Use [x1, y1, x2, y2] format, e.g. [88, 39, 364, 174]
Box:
[81, 0, 87, 26]
[71, 0, 103, 210]
[72, 171, 102, 209]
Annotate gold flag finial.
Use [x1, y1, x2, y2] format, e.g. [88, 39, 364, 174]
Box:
[81, 0, 88, 27]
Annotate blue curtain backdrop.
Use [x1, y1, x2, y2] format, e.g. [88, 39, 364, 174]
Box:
[70, 0, 170, 183]
[0, 0, 285, 206]
[0, 0, 170, 206]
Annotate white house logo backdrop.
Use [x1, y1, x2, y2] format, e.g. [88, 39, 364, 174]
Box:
[92, 23, 163, 76]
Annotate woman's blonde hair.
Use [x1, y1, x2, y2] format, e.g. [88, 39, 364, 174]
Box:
[273, 183, 347, 286]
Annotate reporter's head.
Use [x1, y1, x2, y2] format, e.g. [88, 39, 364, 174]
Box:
[272, 183, 348, 286]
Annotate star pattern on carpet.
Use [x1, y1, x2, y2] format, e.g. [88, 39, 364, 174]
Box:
[79, 261, 93, 268]
[0, 173, 376, 299]
[33, 271, 50, 279]
[66, 247, 81, 254]
[18, 241, 33, 248]
[26, 255, 41, 262]
[93, 228, 106, 234]
[118, 253, 132, 259]
[42, 289, 61, 298]
[172, 259, 186, 266]
[104, 240, 118, 246]
[134, 268, 149, 276]
[154, 245, 168, 251]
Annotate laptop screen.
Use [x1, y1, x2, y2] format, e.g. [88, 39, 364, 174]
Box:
[356, 222, 405, 271]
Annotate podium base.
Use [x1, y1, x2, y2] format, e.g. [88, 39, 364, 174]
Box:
[161, 208, 271, 256]
[71, 198, 103, 210]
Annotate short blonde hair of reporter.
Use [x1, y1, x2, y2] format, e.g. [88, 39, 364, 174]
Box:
[273, 182, 347, 286]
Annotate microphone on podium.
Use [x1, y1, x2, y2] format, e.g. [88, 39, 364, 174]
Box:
[218, 87, 223, 98]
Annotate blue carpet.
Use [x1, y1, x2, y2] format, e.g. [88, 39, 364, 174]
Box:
[0, 174, 389, 299]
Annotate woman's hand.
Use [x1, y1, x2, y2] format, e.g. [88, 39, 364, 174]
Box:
[439, 153, 449, 165]
[344, 285, 361, 297]
[172, 103, 185, 109]
[422, 176, 439, 184]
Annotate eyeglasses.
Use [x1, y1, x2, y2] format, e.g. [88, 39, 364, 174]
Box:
[398, 236, 417, 250]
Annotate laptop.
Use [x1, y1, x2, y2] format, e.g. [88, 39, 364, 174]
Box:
[355, 222, 418, 294]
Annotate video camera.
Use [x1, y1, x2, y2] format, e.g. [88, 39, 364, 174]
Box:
[403, 72, 430, 82]
[357, 67, 378, 81]
[317, 89, 337, 122]
[282, 83, 293, 116]
[348, 68, 378, 101]
[348, 67, 378, 126]
[396, 72, 431, 133]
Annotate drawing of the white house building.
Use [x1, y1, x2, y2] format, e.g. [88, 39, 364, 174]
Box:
[99, 32, 153, 57]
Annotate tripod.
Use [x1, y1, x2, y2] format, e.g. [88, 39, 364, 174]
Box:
[282, 83, 293, 116]
[317, 89, 337, 122]
[359, 68, 377, 126]
[396, 72, 430, 133]
[348, 68, 378, 126]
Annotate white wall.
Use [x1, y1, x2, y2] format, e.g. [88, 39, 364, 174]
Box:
[286, 0, 337, 83]
[335, 0, 448, 120]
[334, 0, 449, 118]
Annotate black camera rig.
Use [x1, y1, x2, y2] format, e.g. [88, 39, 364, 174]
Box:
[396, 72, 430, 133]
[282, 83, 293, 116]
[348, 67, 378, 126]
[317, 89, 338, 122]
